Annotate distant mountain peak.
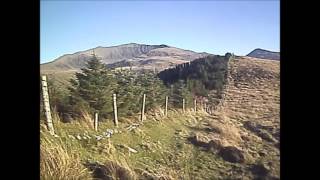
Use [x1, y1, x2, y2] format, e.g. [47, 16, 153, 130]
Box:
[247, 48, 280, 61]
[41, 43, 211, 72]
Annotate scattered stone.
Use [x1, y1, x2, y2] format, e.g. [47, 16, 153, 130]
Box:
[76, 135, 82, 140]
[68, 135, 75, 139]
[103, 129, 114, 138]
[218, 146, 245, 163]
[94, 135, 103, 141]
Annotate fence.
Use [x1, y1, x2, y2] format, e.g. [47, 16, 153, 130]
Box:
[41, 75, 216, 133]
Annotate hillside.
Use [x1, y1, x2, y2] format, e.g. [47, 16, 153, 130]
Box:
[41, 43, 210, 73]
[41, 56, 280, 179]
[247, 48, 280, 60]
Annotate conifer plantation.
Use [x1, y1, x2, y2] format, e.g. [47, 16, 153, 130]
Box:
[41, 53, 232, 123]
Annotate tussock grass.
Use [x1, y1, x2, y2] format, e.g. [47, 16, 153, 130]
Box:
[41, 108, 254, 179]
[40, 131, 92, 180]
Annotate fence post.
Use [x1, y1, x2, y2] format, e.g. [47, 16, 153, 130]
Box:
[41, 75, 55, 135]
[165, 96, 168, 117]
[94, 112, 98, 131]
[194, 99, 197, 112]
[140, 94, 146, 121]
[113, 94, 118, 127]
[182, 98, 185, 113]
[204, 103, 207, 112]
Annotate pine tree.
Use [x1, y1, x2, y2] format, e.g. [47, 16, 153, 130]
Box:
[171, 80, 192, 108]
[68, 53, 116, 118]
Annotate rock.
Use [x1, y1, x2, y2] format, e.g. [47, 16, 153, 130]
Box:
[106, 129, 114, 135]
[94, 135, 103, 141]
[76, 135, 82, 140]
[127, 147, 138, 153]
[218, 146, 245, 163]
[68, 135, 75, 139]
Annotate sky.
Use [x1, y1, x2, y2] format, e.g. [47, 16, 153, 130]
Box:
[40, 0, 280, 64]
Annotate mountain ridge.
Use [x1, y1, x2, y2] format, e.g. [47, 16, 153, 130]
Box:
[246, 48, 280, 60]
[40, 43, 211, 72]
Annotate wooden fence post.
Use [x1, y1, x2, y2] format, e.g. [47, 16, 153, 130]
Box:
[194, 99, 197, 112]
[165, 96, 168, 117]
[113, 94, 118, 127]
[94, 112, 98, 131]
[182, 98, 185, 113]
[140, 94, 146, 121]
[41, 75, 55, 135]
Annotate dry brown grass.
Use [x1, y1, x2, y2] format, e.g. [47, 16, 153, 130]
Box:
[207, 120, 242, 148]
[40, 131, 92, 180]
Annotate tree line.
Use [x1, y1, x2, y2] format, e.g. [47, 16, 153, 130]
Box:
[40, 53, 232, 122]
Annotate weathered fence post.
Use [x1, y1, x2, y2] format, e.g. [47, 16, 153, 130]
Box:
[94, 112, 98, 131]
[140, 94, 146, 121]
[194, 99, 197, 112]
[113, 94, 118, 127]
[165, 96, 168, 117]
[41, 75, 55, 135]
[182, 98, 185, 113]
[204, 103, 207, 113]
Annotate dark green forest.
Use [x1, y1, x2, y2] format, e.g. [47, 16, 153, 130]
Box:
[41, 53, 232, 122]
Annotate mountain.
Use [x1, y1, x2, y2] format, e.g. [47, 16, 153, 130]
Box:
[246, 48, 280, 60]
[41, 43, 211, 73]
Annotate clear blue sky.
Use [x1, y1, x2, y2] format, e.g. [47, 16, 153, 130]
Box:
[40, 0, 280, 63]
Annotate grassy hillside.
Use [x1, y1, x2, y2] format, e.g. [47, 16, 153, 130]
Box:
[41, 108, 278, 180]
[40, 56, 280, 180]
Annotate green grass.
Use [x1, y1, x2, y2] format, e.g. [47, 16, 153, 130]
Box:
[40, 110, 247, 179]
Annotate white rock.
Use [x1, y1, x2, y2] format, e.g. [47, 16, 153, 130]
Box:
[68, 135, 75, 139]
[76, 135, 82, 140]
[95, 135, 103, 141]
